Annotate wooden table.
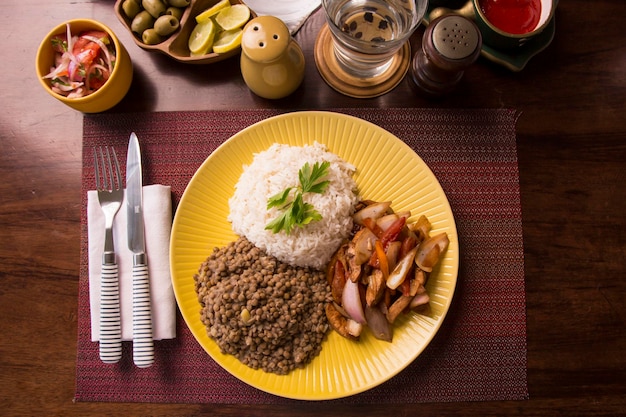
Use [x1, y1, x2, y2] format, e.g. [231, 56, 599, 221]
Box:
[2, 0, 625, 415]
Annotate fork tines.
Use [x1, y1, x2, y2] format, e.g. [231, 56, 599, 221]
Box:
[94, 146, 122, 191]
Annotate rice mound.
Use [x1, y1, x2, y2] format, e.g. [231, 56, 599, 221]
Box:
[228, 142, 359, 270]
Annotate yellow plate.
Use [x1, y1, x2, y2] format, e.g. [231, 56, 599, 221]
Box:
[170, 111, 459, 400]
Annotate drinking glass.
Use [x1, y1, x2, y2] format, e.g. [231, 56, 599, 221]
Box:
[321, 0, 428, 79]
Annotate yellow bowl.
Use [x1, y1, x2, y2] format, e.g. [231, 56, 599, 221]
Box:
[35, 19, 133, 113]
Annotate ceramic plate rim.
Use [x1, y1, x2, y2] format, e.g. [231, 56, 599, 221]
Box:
[170, 110, 459, 400]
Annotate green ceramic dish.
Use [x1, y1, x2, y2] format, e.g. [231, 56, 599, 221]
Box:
[424, 0, 558, 72]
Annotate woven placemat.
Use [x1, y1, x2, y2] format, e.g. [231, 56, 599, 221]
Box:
[75, 108, 527, 403]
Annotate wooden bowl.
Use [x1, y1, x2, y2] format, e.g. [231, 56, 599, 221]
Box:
[114, 0, 254, 64]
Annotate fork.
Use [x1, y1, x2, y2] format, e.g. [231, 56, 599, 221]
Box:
[94, 146, 124, 364]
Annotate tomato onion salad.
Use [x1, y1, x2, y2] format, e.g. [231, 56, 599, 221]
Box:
[42, 24, 116, 98]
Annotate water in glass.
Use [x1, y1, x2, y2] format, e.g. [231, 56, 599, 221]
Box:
[322, 0, 427, 78]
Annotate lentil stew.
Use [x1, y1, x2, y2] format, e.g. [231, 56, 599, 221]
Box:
[194, 237, 332, 375]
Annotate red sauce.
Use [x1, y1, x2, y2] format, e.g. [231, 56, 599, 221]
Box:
[479, 0, 542, 34]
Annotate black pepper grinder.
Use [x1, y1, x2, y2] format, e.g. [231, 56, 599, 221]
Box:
[409, 14, 482, 97]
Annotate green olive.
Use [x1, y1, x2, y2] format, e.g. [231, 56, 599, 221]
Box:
[167, 0, 190, 7]
[131, 10, 155, 35]
[121, 0, 141, 19]
[141, 28, 164, 45]
[142, 0, 167, 18]
[165, 6, 184, 21]
[154, 15, 180, 36]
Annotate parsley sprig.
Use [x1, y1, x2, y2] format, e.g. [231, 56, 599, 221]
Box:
[265, 161, 331, 234]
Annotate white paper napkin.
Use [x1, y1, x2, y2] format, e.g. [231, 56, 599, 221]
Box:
[87, 184, 176, 342]
[243, 0, 321, 34]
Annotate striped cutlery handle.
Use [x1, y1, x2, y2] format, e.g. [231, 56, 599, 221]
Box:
[99, 262, 122, 363]
[132, 262, 154, 368]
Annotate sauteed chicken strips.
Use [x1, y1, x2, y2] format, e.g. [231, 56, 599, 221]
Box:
[325, 200, 449, 342]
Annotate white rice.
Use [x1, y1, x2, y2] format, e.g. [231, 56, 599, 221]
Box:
[228, 142, 360, 270]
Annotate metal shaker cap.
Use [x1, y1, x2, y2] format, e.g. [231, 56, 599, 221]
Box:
[432, 15, 481, 60]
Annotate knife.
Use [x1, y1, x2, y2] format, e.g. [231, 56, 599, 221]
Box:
[126, 132, 154, 368]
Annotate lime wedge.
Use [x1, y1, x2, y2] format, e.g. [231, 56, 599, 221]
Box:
[195, 0, 231, 23]
[188, 19, 217, 55]
[215, 4, 251, 31]
[212, 28, 243, 54]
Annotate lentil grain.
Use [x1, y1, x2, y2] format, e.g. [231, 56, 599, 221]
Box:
[194, 237, 332, 375]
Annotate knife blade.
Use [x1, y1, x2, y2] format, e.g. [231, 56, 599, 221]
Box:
[126, 132, 154, 368]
